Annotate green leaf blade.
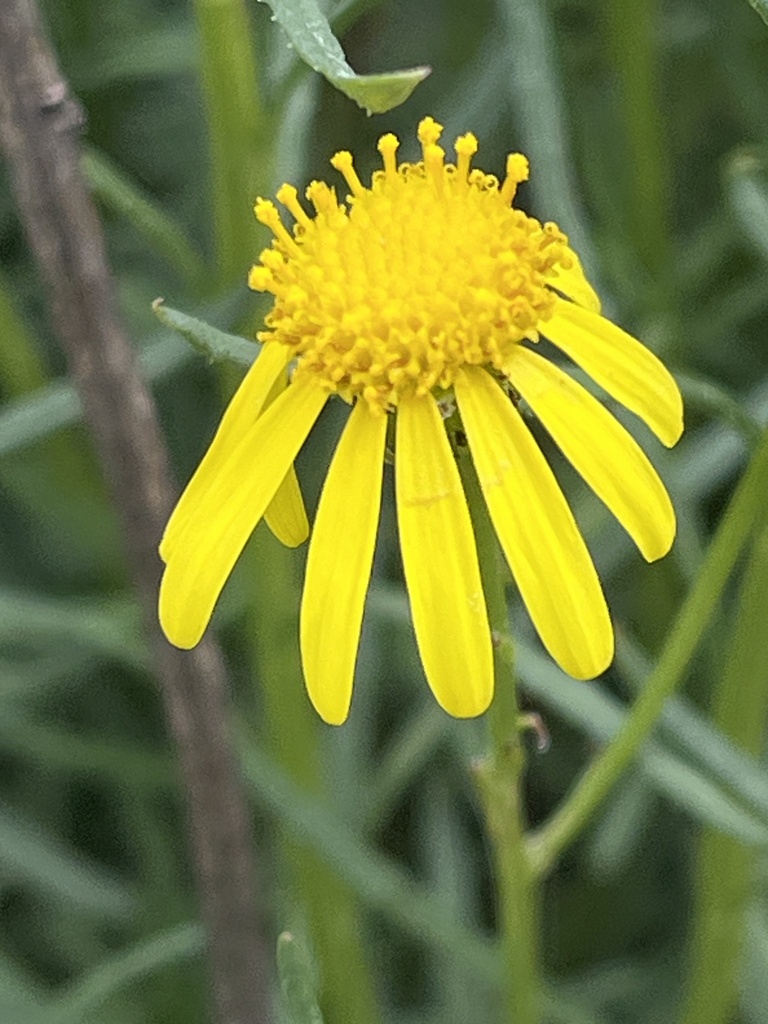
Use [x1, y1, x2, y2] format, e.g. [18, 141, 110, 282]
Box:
[258, 0, 430, 113]
[151, 301, 258, 367]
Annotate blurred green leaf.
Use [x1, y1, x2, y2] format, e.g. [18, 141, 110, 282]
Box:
[745, 0, 768, 28]
[0, 808, 132, 918]
[83, 148, 207, 288]
[0, 277, 47, 397]
[70, 24, 198, 87]
[0, 589, 145, 669]
[277, 932, 324, 1024]
[38, 924, 204, 1024]
[680, 520, 768, 1024]
[725, 146, 768, 261]
[0, 953, 43, 1024]
[257, 0, 430, 113]
[0, 334, 190, 457]
[518, 644, 768, 848]
[193, 0, 266, 285]
[152, 301, 258, 366]
[238, 724, 500, 986]
[676, 372, 761, 446]
[0, 712, 172, 790]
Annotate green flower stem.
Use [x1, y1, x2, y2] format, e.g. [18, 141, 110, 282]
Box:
[247, 529, 380, 1024]
[192, 0, 267, 287]
[459, 451, 539, 1024]
[678, 518, 768, 1024]
[529, 424, 768, 878]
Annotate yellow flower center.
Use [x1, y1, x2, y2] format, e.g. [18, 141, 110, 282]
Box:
[248, 116, 573, 412]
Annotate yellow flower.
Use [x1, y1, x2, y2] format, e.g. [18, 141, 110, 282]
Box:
[158, 117, 683, 725]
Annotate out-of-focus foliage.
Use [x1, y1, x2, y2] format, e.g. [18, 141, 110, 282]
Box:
[1, 0, 768, 1022]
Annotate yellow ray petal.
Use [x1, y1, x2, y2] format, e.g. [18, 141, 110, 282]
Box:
[506, 345, 676, 562]
[262, 365, 309, 548]
[549, 248, 601, 312]
[395, 392, 493, 718]
[160, 343, 290, 562]
[300, 402, 387, 725]
[159, 378, 327, 649]
[264, 469, 309, 548]
[544, 298, 683, 447]
[455, 366, 612, 680]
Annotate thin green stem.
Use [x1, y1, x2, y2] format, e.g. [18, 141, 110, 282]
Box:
[678, 519, 768, 1024]
[247, 529, 380, 1024]
[460, 452, 539, 1024]
[529, 425, 768, 877]
[192, 0, 268, 287]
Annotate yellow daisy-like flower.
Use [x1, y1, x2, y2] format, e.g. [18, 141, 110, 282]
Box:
[159, 117, 683, 725]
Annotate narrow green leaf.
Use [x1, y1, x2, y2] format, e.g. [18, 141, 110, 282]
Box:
[257, 0, 430, 114]
[0, 336, 188, 457]
[152, 300, 258, 366]
[237, 724, 500, 985]
[0, 294, 250, 458]
[70, 24, 197, 89]
[517, 645, 768, 848]
[37, 924, 204, 1024]
[496, 0, 596, 268]
[0, 711, 172, 790]
[680, 521, 768, 1024]
[277, 932, 324, 1024]
[0, 588, 145, 669]
[676, 372, 761, 447]
[83, 148, 207, 288]
[0, 808, 132, 918]
[725, 147, 768, 262]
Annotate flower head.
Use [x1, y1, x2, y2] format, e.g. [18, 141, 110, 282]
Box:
[159, 118, 683, 724]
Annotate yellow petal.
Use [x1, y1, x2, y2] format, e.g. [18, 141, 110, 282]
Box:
[455, 366, 612, 680]
[506, 345, 676, 562]
[395, 392, 493, 717]
[160, 343, 290, 562]
[549, 248, 601, 312]
[300, 402, 387, 725]
[264, 469, 309, 548]
[159, 377, 327, 649]
[262, 365, 309, 547]
[544, 299, 683, 447]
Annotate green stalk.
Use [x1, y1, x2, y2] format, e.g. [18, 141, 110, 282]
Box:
[192, 0, 267, 286]
[529, 424, 768, 877]
[678, 519, 768, 1024]
[602, 0, 670, 281]
[247, 528, 380, 1024]
[460, 452, 539, 1024]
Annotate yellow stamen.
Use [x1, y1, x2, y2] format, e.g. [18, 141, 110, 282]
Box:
[500, 153, 530, 205]
[330, 151, 365, 197]
[253, 198, 300, 254]
[454, 133, 478, 182]
[377, 133, 400, 178]
[276, 183, 312, 229]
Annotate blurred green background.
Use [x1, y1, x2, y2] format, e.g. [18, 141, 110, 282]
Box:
[2, 0, 768, 1021]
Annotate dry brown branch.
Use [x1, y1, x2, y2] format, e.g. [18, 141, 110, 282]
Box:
[0, 2, 271, 1020]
